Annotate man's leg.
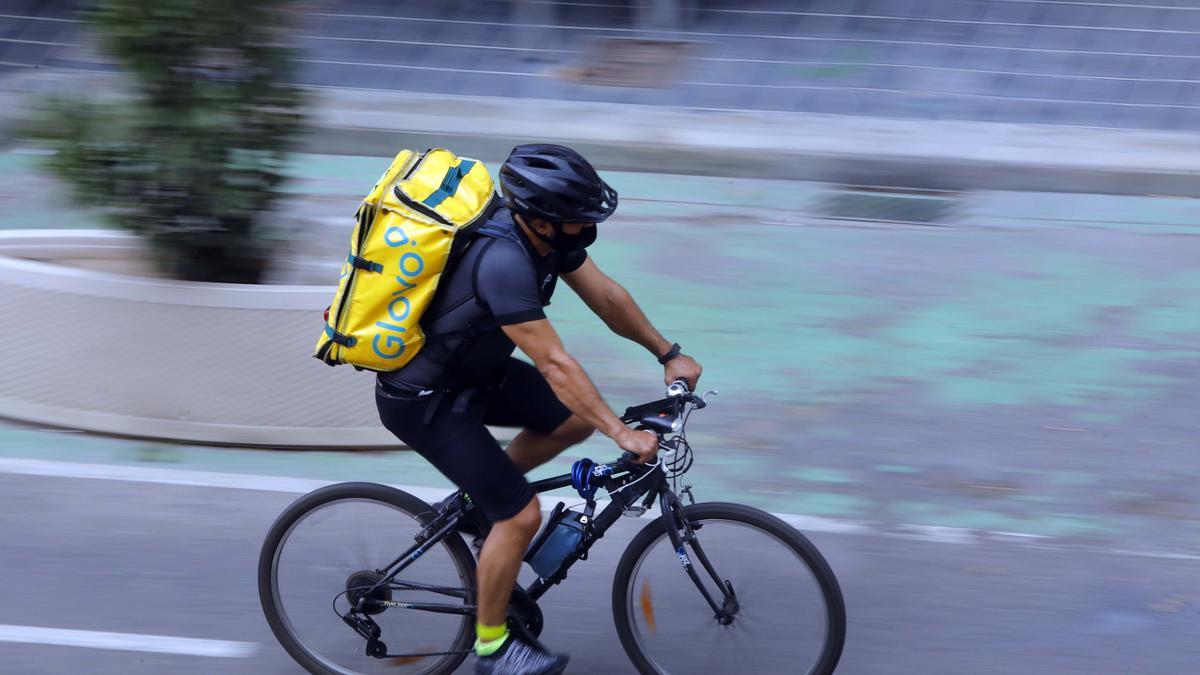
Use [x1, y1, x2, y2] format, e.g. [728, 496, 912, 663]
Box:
[485, 359, 596, 474]
[474, 497, 542, 629]
[376, 384, 542, 650]
[506, 414, 595, 473]
[474, 493, 569, 672]
[476, 414, 590, 629]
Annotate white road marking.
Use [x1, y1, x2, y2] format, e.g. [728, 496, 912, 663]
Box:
[0, 457, 870, 536]
[4, 457, 1199, 561]
[0, 456, 336, 495]
[991, 531, 1053, 540]
[0, 625, 256, 658]
[0, 456, 568, 508]
[774, 513, 872, 535]
[892, 524, 978, 545]
[1107, 549, 1200, 561]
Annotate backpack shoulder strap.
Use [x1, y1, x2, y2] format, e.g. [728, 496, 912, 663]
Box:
[471, 213, 538, 303]
[473, 204, 519, 242]
[420, 213, 516, 334]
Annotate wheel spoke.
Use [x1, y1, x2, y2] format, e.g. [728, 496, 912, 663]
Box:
[261, 485, 476, 675]
[613, 504, 845, 675]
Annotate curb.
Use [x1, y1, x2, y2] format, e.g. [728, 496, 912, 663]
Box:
[302, 124, 1200, 198]
[304, 86, 1200, 197]
[0, 229, 519, 449]
[6, 70, 1200, 197]
[0, 230, 422, 449]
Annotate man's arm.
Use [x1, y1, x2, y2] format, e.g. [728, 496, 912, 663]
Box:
[501, 318, 658, 461]
[563, 258, 671, 356]
[563, 258, 702, 386]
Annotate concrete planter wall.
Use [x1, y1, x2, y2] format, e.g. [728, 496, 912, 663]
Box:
[0, 230, 401, 448]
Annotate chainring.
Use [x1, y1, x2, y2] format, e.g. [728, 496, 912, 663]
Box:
[508, 586, 544, 638]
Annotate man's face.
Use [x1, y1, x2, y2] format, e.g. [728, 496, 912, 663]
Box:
[558, 222, 595, 236]
[533, 220, 594, 238]
[530, 218, 598, 252]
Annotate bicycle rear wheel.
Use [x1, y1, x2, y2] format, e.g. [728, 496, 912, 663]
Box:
[612, 502, 845, 675]
[258, 482, 476, 675]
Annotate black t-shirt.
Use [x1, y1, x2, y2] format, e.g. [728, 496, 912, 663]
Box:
[378, 208, 586, 390]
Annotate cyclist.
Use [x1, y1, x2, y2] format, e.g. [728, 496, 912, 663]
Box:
[375, 143, 702, 674]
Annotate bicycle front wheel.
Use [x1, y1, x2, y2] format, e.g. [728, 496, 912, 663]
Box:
[612, 502, 846, 675]
[258, 482, 477, 675]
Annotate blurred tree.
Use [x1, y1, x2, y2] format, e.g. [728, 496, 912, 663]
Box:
[29, 0, 305, 282]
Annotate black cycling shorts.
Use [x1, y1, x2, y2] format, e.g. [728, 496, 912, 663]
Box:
[375, 358, 574, 523]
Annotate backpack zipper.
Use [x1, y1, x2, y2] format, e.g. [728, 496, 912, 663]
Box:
[325, 207, 374, 357]
[393, 187, 453, 226]
[401, 148, 432, 181]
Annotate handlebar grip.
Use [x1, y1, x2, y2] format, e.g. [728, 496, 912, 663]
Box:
[666, 379, 691, 398]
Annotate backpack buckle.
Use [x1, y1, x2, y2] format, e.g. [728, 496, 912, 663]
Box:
[346, 254, 383, 273]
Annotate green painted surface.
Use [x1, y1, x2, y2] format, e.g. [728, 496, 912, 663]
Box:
[4, 149, 1199, 545]
[891, 501, 1110, 537]
[566, 217, 1200, 417]
[0, 151, 111, 230]
[790, 467, 860, 484]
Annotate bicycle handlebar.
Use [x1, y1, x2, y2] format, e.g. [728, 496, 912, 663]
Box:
[620, 380, 716, 430]
[606, 380, 718, 472]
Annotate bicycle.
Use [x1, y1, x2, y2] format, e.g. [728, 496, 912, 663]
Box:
[258, 381, 846, 674]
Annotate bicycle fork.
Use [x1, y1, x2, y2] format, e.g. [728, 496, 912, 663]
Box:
[659, 491, 740, 625]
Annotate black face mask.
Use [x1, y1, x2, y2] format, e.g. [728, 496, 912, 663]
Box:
[534, 222, 597, 253]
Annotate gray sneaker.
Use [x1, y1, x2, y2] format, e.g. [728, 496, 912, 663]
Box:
[474, 636, 569, 675]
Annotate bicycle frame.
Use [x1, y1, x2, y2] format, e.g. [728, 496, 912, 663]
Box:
[362, 457, 667, 607]
[342, 384, 737, 659]
[527, 461, 738, 623]
[523, 459, 669, 600]
[355, 456, 733, 625]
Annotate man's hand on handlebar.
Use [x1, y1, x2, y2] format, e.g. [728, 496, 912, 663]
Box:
[664, 353, 702, 390]
[615, 428, 659, 464]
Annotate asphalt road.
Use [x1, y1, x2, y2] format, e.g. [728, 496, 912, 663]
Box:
[3, 469, 1197, 674]
[1, 118, 1198, 674]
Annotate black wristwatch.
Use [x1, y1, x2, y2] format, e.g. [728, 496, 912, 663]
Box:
[657, 342, 682, 365]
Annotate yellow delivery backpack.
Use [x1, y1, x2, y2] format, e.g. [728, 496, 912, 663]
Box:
[314, 148, 501, 371]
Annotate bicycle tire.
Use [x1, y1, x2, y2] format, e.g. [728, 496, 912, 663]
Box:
[611, 502, 846, 675]
[258, 482, 477, 675]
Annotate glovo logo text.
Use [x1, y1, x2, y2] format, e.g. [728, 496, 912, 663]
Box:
[371, 225, 426, 359]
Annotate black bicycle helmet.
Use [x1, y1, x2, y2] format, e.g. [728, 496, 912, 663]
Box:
[499, 144, 618, 224]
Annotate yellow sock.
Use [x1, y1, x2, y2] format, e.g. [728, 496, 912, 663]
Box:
[475, 623, 510, 657]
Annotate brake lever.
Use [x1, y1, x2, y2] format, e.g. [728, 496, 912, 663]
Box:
[693, 388, 719, 409]
[658, 436, 679, 460]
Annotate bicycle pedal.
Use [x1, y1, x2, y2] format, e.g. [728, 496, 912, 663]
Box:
[622, 505, 648, 518]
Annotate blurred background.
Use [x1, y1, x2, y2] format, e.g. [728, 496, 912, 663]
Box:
[8, 0, 1200, 126]
[1, 1, 1198, 673]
